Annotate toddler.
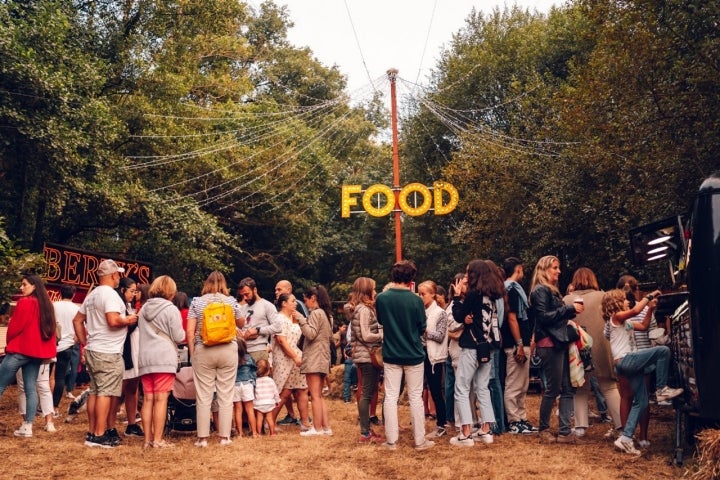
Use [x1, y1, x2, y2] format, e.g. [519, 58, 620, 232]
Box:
[233, 337, 257, 437]
[253, 359, 280, 435]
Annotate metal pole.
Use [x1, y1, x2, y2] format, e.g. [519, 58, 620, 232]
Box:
[388, 68, 402, 263]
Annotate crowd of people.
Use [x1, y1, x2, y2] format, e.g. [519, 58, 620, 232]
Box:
[0, 255, 684, 456]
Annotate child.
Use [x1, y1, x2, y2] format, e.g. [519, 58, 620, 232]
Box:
[253, 359, 280, 435]
[234, 337, 258, 438]
[602, 288, 683, 455]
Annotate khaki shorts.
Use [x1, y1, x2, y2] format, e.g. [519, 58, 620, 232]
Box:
[85, 350, 124, 397]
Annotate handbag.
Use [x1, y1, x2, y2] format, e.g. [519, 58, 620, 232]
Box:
[369, 345, 383, 369]
[468, 323, 491, 363]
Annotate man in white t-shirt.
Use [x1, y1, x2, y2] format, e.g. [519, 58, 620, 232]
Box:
[73, 259, 137, 448]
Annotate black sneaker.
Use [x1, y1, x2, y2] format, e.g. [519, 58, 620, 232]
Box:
[277, 415, 298, 426]
[508, 421, 522, 434]
[520, 420, 539, 433]
[105, 428, 122, 446]
[85, 434, 116, 449]
[125, 423, 144, 437]
[369, 416, 381, 426]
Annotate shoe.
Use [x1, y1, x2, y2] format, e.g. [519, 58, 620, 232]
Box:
[656, 386, 683, 403]
[153, 440, 175, 448]
[539, 430, 556, 443]
[588, 410, 600, 419]
[52, 410, 62, 419]
[600, 413, 613, 423]
[343, 399, 351, 404]
[14, 422, 33, 438]
[105, 428, 121, 446]
[657, 400, 672, 406]
[426, 426, 446, 438]
[449, 435, 474, 447]
[557, 433, 582, 444]
[425, 413, 436, 420]
[322, 386, 330, 396]
[638, 439, 651, 449]
[358, 431, 384, 444]
[322, 428, 333, 436]
[299, 428, 322, 437]
[299, 424, 311, 432]
[85, 434, 116, 448]
[351, 384, 358, 391]
[572, 427, 586, 437]
[85, 431, 93, 443]
[604, 427, 620, 439]
[219, 438, 233, 446]
[519, 420, 539, 434]
[194, 438, 208, 448]
[380, 441, 397, 450]
[472, 430, 494, 444]
[125, 423, 144, 437]
[369, 416, 381, 426]
[415, 440, 435, 451]
[44, 423, 57, 433]
[65, 392, 76, 400]
[614, 437, 641, 455]
[277, 414, 298, 426]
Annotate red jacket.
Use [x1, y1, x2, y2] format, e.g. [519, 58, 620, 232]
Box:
[6, 296, 57, 359]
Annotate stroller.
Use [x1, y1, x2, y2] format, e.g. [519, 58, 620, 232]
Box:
[165, 348, 197, 434]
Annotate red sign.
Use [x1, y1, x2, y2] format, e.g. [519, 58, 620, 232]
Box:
[43, 243, 153, 302]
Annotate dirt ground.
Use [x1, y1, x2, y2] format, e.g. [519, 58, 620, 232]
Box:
[0, 365, 697, 480]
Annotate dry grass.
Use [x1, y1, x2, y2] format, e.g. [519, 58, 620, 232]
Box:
[685, 429, 720, 480]
[0, 365, 692, 480]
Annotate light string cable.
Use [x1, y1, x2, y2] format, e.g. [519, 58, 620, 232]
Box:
[344, 0, 379, 95]
[402, 77, 574, 157]
[124, 100, 342, 169]
[175, 105, 358, 211]
[206, 107, 358, 211]
[412, 0, 439, 91]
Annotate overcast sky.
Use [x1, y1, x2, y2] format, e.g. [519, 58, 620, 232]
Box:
[277, 1, 559, 93]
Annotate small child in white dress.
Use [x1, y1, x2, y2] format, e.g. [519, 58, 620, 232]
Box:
[253, 359, 280, 435]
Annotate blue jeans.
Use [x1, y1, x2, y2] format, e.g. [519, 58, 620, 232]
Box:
[65, 343, 80, 392]
[615, 345, 672, 438]
[488, 349, 506, 433]
[444, 356, 455, 423]
[454, 348, 494, 428]
[537, 347, 575, 436]
[342, 358, 357, 401]
[0, 353, 42, 423]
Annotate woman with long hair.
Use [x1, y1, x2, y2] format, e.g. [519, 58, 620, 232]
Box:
[270, 293, 311, 431]
[349, 277, 384, 443]
[299, 285, 333, 436]
[450, 260, 503, 446]
[0, 274, 57, 437]
[530, 255, 583, 444]
[117, 277, 143, 438]
[186, 271, 245, 447]
[418, 280, 448, 439]
[137, 275, 185, 448]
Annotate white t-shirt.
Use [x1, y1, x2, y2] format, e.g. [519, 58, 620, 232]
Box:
[54, 300, 80, 352]
[80, 285, 127, 354]
[609, 317, 636, 361]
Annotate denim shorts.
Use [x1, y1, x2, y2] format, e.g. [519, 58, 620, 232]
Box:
[85, 350, 124, 397]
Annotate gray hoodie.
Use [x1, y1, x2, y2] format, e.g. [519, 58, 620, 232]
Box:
[137, 298, 185, 376]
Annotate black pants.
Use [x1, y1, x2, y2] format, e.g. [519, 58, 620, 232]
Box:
[52, 348, 73, 407]
[424, 356, 446, 427]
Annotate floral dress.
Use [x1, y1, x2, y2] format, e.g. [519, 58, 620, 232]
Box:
[271, 313, 307, 390]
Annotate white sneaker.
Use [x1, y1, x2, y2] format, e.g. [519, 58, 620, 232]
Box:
[572, 427, 586, 437]
[638, 439, 651, 449]
[14, 422, 33, 437]
[65, 392, 76, 400]
[472, 430, 494, 444]
[656, 386, 683, 402]
[44, 423, 57, 433]
[449, 435, 474, 447]
[219, 438, 233, 446]
[194, 438, 208, 448]
[415, 440, 435, 450]
[299, 427, 322, 437]
[322, 428, 333, 436]
[614, 437, 641, 456]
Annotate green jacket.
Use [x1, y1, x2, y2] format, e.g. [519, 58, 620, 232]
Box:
[376, 288, 426, 366]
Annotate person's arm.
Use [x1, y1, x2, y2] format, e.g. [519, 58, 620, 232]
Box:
[256, 306, 283, 337]
[106, 311, 136, 328]
[358, 307, 382, 343]
[632, 300, 658, 332]
[72, 311, 88, 345]
[299, 311, 321, 340]
[614, 289, 662, 323]
[426, 309, 447, 344]
[275, 334, 302, 366]
[531, 286, 576, 328]
[169, 309, 186, 343]
[186, 317, 197, 357]
[506, 310, 526, 362]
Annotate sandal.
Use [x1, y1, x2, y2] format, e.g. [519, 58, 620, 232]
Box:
[143, 441, 154, 449]
[152, 440, 175, 448]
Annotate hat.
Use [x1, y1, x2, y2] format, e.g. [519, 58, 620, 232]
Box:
[97, 259, 125, 276]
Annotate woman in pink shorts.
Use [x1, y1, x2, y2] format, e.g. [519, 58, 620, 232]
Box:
[137, 275, 186, 448]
